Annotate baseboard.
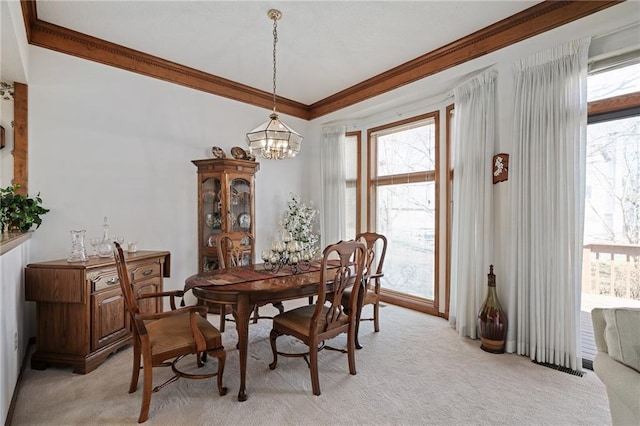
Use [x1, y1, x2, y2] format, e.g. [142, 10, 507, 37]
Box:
[5, 337, 35, 426]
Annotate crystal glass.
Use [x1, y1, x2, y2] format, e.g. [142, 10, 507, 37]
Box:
[67, 230, 87, 262]
[89, 237, 101, 257]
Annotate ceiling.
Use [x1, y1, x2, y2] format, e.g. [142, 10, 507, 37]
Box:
[32, 0, 540, 106]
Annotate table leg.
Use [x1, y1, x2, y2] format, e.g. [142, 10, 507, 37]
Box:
[234, 294, 252, 402]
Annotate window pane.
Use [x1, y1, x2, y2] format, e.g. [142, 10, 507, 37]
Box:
[588, 62, 640, 102]
[376, 181, 435, 300]
[345, 135, 357, 180]
[345, 184, 356, 239]
[585, 115, 640, 244]
[376, 120, 435, 176]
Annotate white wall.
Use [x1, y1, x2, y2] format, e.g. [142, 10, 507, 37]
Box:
[0, 239, 31, 425]
[1, 0, 30, 188]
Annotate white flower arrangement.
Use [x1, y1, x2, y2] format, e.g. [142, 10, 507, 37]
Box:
[281, 193, 319, 258]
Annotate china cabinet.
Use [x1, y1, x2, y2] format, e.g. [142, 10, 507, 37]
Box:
[24, 251, 170, 374]
[192, 158, 259, 273]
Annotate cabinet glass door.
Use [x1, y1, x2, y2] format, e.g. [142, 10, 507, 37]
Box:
[202, 177, 221, 271]
[229, 178, 251, 233]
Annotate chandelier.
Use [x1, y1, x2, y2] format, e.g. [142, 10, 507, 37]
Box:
[246, 9, 303, 160]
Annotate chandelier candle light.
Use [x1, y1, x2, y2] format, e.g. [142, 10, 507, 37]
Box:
[246, 9, 303, 160]
[262, 229, 312, 274]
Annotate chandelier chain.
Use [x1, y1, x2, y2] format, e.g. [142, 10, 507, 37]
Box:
[245, 9, 303, 160]
[272, 16, 278, 113]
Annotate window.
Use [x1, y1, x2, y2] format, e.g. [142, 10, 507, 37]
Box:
[583, 63, 640, 303]
[369, 112, 439, 304]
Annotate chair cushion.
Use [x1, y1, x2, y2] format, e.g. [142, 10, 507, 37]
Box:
[343, 285, 376, 305]
[147, 313, 222, 356]
[274, 304, 349, 336]
[602, 307, 640, 373]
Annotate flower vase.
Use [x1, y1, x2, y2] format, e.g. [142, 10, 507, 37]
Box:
[477, 265, 508, 353]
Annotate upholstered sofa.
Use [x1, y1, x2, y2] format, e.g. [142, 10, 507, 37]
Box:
[591, 307, 640, 425]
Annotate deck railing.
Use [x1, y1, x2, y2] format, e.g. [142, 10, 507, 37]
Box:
[582, 243, 640, 300]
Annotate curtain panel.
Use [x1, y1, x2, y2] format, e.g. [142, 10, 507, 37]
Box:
[320, 126, 347, 248]
[507, 39, 590, 373]
[449, 70, 498, 338]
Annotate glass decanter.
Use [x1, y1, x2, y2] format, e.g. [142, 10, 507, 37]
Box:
[66, 229, 88, 262]
[97, 216, 113, 258]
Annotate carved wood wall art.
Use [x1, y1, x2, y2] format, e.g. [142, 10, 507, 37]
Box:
[493, 153, 509, 184]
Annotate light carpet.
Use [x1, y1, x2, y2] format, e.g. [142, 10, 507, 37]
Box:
[11, 302, 611, 425]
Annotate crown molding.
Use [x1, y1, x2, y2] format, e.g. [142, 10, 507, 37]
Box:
[20, 1, 622, 121]
[20, 1, 310, 120]
[308, 1, 622, 119]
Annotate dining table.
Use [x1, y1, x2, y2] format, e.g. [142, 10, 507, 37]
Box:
[184, 262, 369, 402]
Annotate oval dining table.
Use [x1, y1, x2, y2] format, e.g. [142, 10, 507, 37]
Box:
[184, 263, 367, 402]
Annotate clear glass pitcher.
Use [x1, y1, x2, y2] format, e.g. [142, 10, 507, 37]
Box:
[67, 229, 88, 262]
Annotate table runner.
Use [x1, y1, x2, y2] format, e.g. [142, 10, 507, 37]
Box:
[185, 261, 325, 291]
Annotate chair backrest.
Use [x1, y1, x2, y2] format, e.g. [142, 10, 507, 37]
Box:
[215, 232, 254, 269]
[355, 232, 387, 280]
[113, 242, 145, 339]
[314, 240, 366, 332]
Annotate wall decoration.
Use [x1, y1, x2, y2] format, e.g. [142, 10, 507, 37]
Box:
[0, 82, 14, 101]
[493, 153, 509, 184]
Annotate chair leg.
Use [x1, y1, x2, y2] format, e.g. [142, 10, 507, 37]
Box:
[347, 327, 357, 375]
[373, 301, 380, 332]
[309, 344, 321, 396]
[129, 342, 141, 393]
[268, 329, 280, 370]
[138, 355, 153, 423]
[272, 301, 285, 314]
[215, 350, 228, 396]
[252, 305, 259, 324]
[219, 304, 226, 332]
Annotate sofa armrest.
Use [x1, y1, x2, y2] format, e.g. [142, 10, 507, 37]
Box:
[591, 308, 608, 353]
[594, 352, 640, 424]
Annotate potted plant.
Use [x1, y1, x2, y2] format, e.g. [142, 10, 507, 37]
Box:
[0, 183, 50, 232]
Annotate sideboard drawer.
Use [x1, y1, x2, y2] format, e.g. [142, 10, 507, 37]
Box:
[90, 268, 120, 293]
[130, 262, 161, 281]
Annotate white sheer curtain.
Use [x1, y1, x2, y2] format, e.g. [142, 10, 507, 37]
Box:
[320, 126, 347, 248]
[508, 39, 589, 373]
[449, 70, 497, 338]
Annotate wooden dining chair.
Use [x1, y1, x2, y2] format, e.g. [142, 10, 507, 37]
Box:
[214, 232, 284, 329]
[342, 232, 387, 333]
[268, 239, 366, 396]
[113, 243, 227, 423]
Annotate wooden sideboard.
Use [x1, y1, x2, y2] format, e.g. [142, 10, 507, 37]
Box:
[25, 250, 171, 374]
